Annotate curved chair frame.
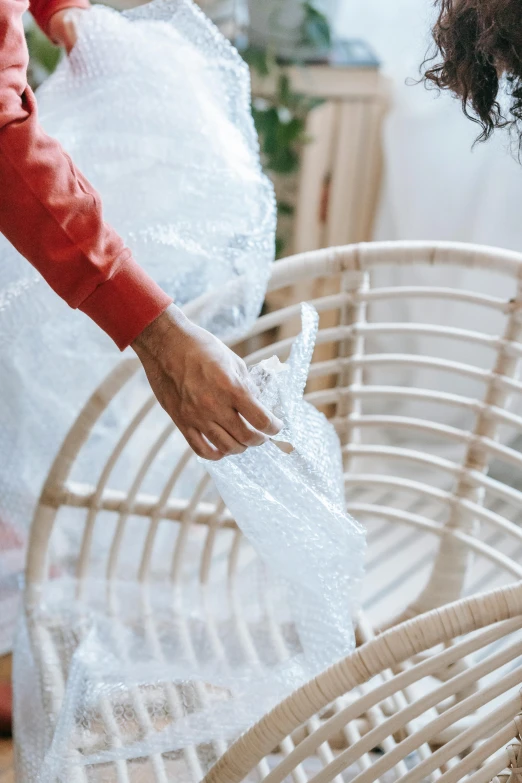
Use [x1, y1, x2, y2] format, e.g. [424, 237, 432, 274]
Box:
[203, 582, 522, 783]
[23, 241, 522, 783]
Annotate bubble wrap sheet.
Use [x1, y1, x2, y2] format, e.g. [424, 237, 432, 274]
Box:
[206, 304, 365, 668]
[0, 0, 275, 652]
[14, 305, 365, 783]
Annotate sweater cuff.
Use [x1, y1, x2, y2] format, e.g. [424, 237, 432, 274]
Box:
[78, 258, 173, 350]
[33, 0, 90, 37]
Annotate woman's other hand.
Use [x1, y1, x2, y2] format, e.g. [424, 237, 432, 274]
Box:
[47, 7, 89, 52]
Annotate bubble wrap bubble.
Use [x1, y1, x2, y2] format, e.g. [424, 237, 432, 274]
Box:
[13, 304, 365, 783]
[0, 0, 275, 652]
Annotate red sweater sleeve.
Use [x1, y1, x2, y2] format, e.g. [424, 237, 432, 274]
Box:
[0, 0, 172, 349]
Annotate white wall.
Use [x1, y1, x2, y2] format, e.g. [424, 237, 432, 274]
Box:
[331, 2, 522, 439]
[335, 0, 522, 252]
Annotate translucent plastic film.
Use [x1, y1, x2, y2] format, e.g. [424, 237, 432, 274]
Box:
[13, 305, 365, 783]
[206, 303, 366, 668]
[0, 0, 275, 652]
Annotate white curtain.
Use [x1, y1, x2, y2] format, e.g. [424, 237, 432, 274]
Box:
[335, 0, 522, 251]
[332, 1, 522, 441]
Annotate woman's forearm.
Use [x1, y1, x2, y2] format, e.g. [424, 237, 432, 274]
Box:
[0, 0, 172, 349]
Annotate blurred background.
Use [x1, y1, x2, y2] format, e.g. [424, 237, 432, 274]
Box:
[25, 0, 522, 260]
[23, 0, 522, 447]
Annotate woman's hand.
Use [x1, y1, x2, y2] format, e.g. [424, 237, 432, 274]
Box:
[47, 7, 89, 52]
[132, 305, 283, 460]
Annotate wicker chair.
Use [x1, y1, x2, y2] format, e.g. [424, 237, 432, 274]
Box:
[22, 241, 522, 783]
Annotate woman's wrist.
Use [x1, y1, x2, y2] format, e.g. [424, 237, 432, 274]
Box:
[131, 304, 189, 359]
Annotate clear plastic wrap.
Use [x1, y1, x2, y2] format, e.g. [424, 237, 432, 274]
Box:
[206, 304, 366, 668]
[13, 305, 365, 783]
[0, 0, 275, 652]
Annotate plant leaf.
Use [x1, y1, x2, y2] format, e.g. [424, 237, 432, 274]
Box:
[302, 2, 331, 48]
[277, 201, 295, 216]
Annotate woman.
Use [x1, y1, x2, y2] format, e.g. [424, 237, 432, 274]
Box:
[423, 0, 522, 148]
[0, 0, 281, 735]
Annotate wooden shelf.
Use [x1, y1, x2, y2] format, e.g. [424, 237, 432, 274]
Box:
[253, 63, 390, 255]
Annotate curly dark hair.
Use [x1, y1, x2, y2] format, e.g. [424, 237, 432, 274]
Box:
[423, 0, 522, 145]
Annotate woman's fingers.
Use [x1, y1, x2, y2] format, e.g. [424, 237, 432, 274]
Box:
[217, 408, 268, 448]
[233, 386, 283, 437]
[205, 423, 248, 456]
[47, 7, 88, 51]
[184, 428, 224, 461]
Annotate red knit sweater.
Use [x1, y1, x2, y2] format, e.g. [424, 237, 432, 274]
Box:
[0, 0, 172, 349]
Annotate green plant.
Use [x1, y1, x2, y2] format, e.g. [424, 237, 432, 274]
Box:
[25, 1, 332, 256]
[302, 2, 331, 50]
[25, 19, 61, 89]
[243, 1, 330, 177]
[242, 1, 331, 255]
